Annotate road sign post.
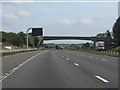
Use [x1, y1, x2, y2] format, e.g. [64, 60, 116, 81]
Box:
[26, 28, 32, 48]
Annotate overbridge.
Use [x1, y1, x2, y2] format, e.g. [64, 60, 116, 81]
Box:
[40, 36, 107, 41]
[29, 28, 112, 49]
[37, 36, 111, 49]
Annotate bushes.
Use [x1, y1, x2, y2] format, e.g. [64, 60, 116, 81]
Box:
[1, 31, 36, 48]
[112, 46, 120, 53]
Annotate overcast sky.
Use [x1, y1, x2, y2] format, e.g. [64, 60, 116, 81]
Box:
[1, 0, 119, 44]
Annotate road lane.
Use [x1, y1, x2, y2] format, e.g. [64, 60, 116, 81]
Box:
[56, 50, 118, 88]
[2, 50, 118, 88]
[2, 50, 44, 75]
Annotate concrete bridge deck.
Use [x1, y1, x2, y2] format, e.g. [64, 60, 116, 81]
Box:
[39, 36, 108, 41]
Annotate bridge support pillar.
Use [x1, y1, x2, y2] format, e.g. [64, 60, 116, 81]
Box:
[93, 40, 96, 50]
[37, 36, 43, 49]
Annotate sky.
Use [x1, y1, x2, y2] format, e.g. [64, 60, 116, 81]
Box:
[0, 0, 119, 44]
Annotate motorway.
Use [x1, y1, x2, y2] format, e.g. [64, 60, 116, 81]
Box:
[1, 49, 118, 88]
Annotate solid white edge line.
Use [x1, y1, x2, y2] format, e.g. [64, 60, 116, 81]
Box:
[95, 76, 109, 83]
[0, 50, 49, 82]
[102, 59, 108, 61]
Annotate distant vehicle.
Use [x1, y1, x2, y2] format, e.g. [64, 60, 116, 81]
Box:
[55, 45, 64, 50]
[4, 46, 12, 50]
[60, 46, 64, 49]
[95, 41, 105, 51]
[55, 45, 59, 49]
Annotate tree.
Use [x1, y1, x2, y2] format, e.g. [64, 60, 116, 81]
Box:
[28, 35, 35, 48]
[105, 30, 112, 50]
[33, 36, 39, 47]
[1, 31, 36, 48]
[18, 32, 26, 47]
[105, 30, 112, 39]
[2, 32, 17, 46]
[113, 17, 120, 46]
[9, 32, 18, 46]
[2, 32, 11, 45]
[96, 33, 105, 37]
[82, 42, 90, 49]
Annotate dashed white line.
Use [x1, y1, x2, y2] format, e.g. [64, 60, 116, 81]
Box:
[102, 59, 108, 61]
[89, 56, 92, 58]
[74, 63, 79, 66]
[95, 76, 109, 83]
[0, 50, 49, 82]
[66, 58, 69, 61]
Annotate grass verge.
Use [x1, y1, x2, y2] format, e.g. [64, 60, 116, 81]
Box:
[70, 49, 119, 57]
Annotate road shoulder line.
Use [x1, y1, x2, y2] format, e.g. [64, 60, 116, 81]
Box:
[0, 50, 49, 82]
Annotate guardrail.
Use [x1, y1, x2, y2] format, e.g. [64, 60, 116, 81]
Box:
[0, 48, 38, 56]
[97, 51, 119, 55]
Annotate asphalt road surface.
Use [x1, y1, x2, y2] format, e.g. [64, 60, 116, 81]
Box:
[1, 49, 118, 88]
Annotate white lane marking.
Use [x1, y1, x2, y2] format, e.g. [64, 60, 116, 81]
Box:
[95, 76, 109, 83]
[66, 58, 69, 61]
[18, 64, 23, 67]
[89, 56, 92, 58]
[62, 56, 64, 58]
[0, 50, 49, 82]
[2, 50, 41, 59]
[102, 59, 108, 61]
[74, 63, 79, 66]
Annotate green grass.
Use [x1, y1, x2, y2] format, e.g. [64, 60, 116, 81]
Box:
[70, 49, 119, 57]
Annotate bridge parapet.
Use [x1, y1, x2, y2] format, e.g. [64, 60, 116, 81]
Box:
[38, 36, 108, 41]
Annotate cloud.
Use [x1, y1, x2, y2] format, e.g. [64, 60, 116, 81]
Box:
[79, 18, 94, 25]
[61, 18, 94, 26]
[2, 9, 31, 30]
[3, 10, 19, 20]
[17, 10, 30, 17]
[3, 10, 30, 21]
[61, 19, 76, 25]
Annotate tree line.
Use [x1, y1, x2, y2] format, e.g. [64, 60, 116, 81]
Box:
[1, 31, 39, 48]
[95, 17, 120, 49]
[113, 17, 120, 47]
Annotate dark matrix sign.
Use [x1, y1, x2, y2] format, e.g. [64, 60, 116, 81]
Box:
[32, 28, 43, 36]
